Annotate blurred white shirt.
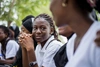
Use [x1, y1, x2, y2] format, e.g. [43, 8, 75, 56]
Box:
[65, 21, 100, 67]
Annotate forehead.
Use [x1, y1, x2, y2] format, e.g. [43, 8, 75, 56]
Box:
[0, 28, 3, 32]
[34, 18, 50, 26]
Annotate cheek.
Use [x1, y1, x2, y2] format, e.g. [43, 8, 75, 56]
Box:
[0, 35, 5, 40]
[54, 14, 67, 27]
[41, 31, 51, 42]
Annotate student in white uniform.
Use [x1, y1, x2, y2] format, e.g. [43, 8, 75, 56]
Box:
[50, 0, 100, 67]
[19, 13, 63, 67]
[0, 25, 19, 65]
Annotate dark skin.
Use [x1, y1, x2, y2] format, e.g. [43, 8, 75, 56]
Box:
[55, 0, 100, 47]
[19, 17, 53, 67]
[50, 0, 94, 52]
[58, 25, 73, 37]
[19, 25, 32, 67]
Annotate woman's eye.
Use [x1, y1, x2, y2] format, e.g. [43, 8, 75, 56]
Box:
[41, 27, 45, 30]
[33, 27, 37, 30]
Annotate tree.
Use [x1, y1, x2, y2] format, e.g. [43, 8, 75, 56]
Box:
[0, 0, 50, 26]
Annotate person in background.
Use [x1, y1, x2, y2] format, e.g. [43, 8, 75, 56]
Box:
[12, 15, 37, 67]
[9, 25, 20, 42]
[0, 25, 19, 66]
[19, 13, 63, 67]
[50, 0, 100, 67]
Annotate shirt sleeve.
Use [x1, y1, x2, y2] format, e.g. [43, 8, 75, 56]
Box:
[6, 40, 19, 59]
[42, 41, 63, 67]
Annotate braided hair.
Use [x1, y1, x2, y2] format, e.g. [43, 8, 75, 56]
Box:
[34, 13, 59, 41]
[0, 25, 10, 59]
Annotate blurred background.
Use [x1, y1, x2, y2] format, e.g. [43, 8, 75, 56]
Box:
[0, 0, 51, 26]
[0, 0, 100, 27]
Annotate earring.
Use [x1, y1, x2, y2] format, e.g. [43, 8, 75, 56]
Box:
[62, 3, 67, 7]
[90, 0, 94, 3]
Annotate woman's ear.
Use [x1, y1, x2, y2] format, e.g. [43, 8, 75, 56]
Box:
[5, 33, 8, 38]
[62, 0, 68, 7]
[50, 27, 54, 35]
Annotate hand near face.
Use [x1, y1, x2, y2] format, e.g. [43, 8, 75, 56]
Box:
[95, 30, 100, 47]
[19, 33, 34, 51]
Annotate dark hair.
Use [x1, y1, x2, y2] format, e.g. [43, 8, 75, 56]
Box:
[0, 25, 10, 37]
[34, 13, 59, 40]
[9, 25, 20, 38]
[22, 15, 34, 23]
[22, 15, 34, 33]
[74, 0, 100, 13]
[22, 15, 37, 49]
[0, 25, 10, 58]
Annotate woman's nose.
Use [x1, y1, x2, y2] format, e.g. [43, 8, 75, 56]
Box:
[36, 28, 41, 33]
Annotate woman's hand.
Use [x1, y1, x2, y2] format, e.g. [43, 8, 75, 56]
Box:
[95, 30, 100, 47]
[19, 33, 34, 51]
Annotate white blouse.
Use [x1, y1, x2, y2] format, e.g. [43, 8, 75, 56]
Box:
[0, 40, 19, 60]
[65, 22, 100, 67]
[35, 36, 63, 67]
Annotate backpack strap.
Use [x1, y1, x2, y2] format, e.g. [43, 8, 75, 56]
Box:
[1, 38, 10, 59]
[45, 39, 56, 49]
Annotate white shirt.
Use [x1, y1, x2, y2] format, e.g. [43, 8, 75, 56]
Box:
[35, 36, 63, 67]
[65, 22, 100, 67]
[0, 40, 19, 59]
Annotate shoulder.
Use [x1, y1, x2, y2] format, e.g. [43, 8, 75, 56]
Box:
[7, 40, 19, 45]
[49, 40, 63, 48]
[46, 40, 63, 52]
[7, 40, 19, 47]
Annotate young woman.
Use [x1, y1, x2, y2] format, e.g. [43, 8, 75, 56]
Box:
[9, 25, 20, 42]
[0, 25, 19, 65]
[12, 15, 36, 67]
[19, 13, 63, 67]
[50, 0, 100, 67]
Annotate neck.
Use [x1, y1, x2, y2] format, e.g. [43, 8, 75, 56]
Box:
[1, 38, 7, 45]
[69, 17, 93, 38]
[41, 35, 51, 48]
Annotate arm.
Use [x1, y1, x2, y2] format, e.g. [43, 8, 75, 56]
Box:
[19, 33, 38, 67]
[2, 40, 19, 65]
[27, 48, 38, 67]
[0, 57, 15, 64]
[22, 47, 29, 67]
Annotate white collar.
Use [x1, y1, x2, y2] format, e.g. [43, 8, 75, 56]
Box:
[39, 36, 55, 52]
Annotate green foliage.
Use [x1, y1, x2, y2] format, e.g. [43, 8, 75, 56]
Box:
[0, 0, 51, 26]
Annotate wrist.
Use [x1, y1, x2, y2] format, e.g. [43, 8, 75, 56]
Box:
[26, 47, 34, 52]
[29, 61, 37, 67]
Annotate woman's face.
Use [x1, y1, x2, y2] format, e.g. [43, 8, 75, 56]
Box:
[32, 18, 52, 43]
[0, 29, 7, 41]
[50, 0, 76, 27]
[21, 25, 30, 34]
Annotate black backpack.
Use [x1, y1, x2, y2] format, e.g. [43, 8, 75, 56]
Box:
[54, 43, 68, 67]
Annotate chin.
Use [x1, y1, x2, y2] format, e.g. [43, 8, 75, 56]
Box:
[55, 20, 67, 27]
[56, 23, 67, 27]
